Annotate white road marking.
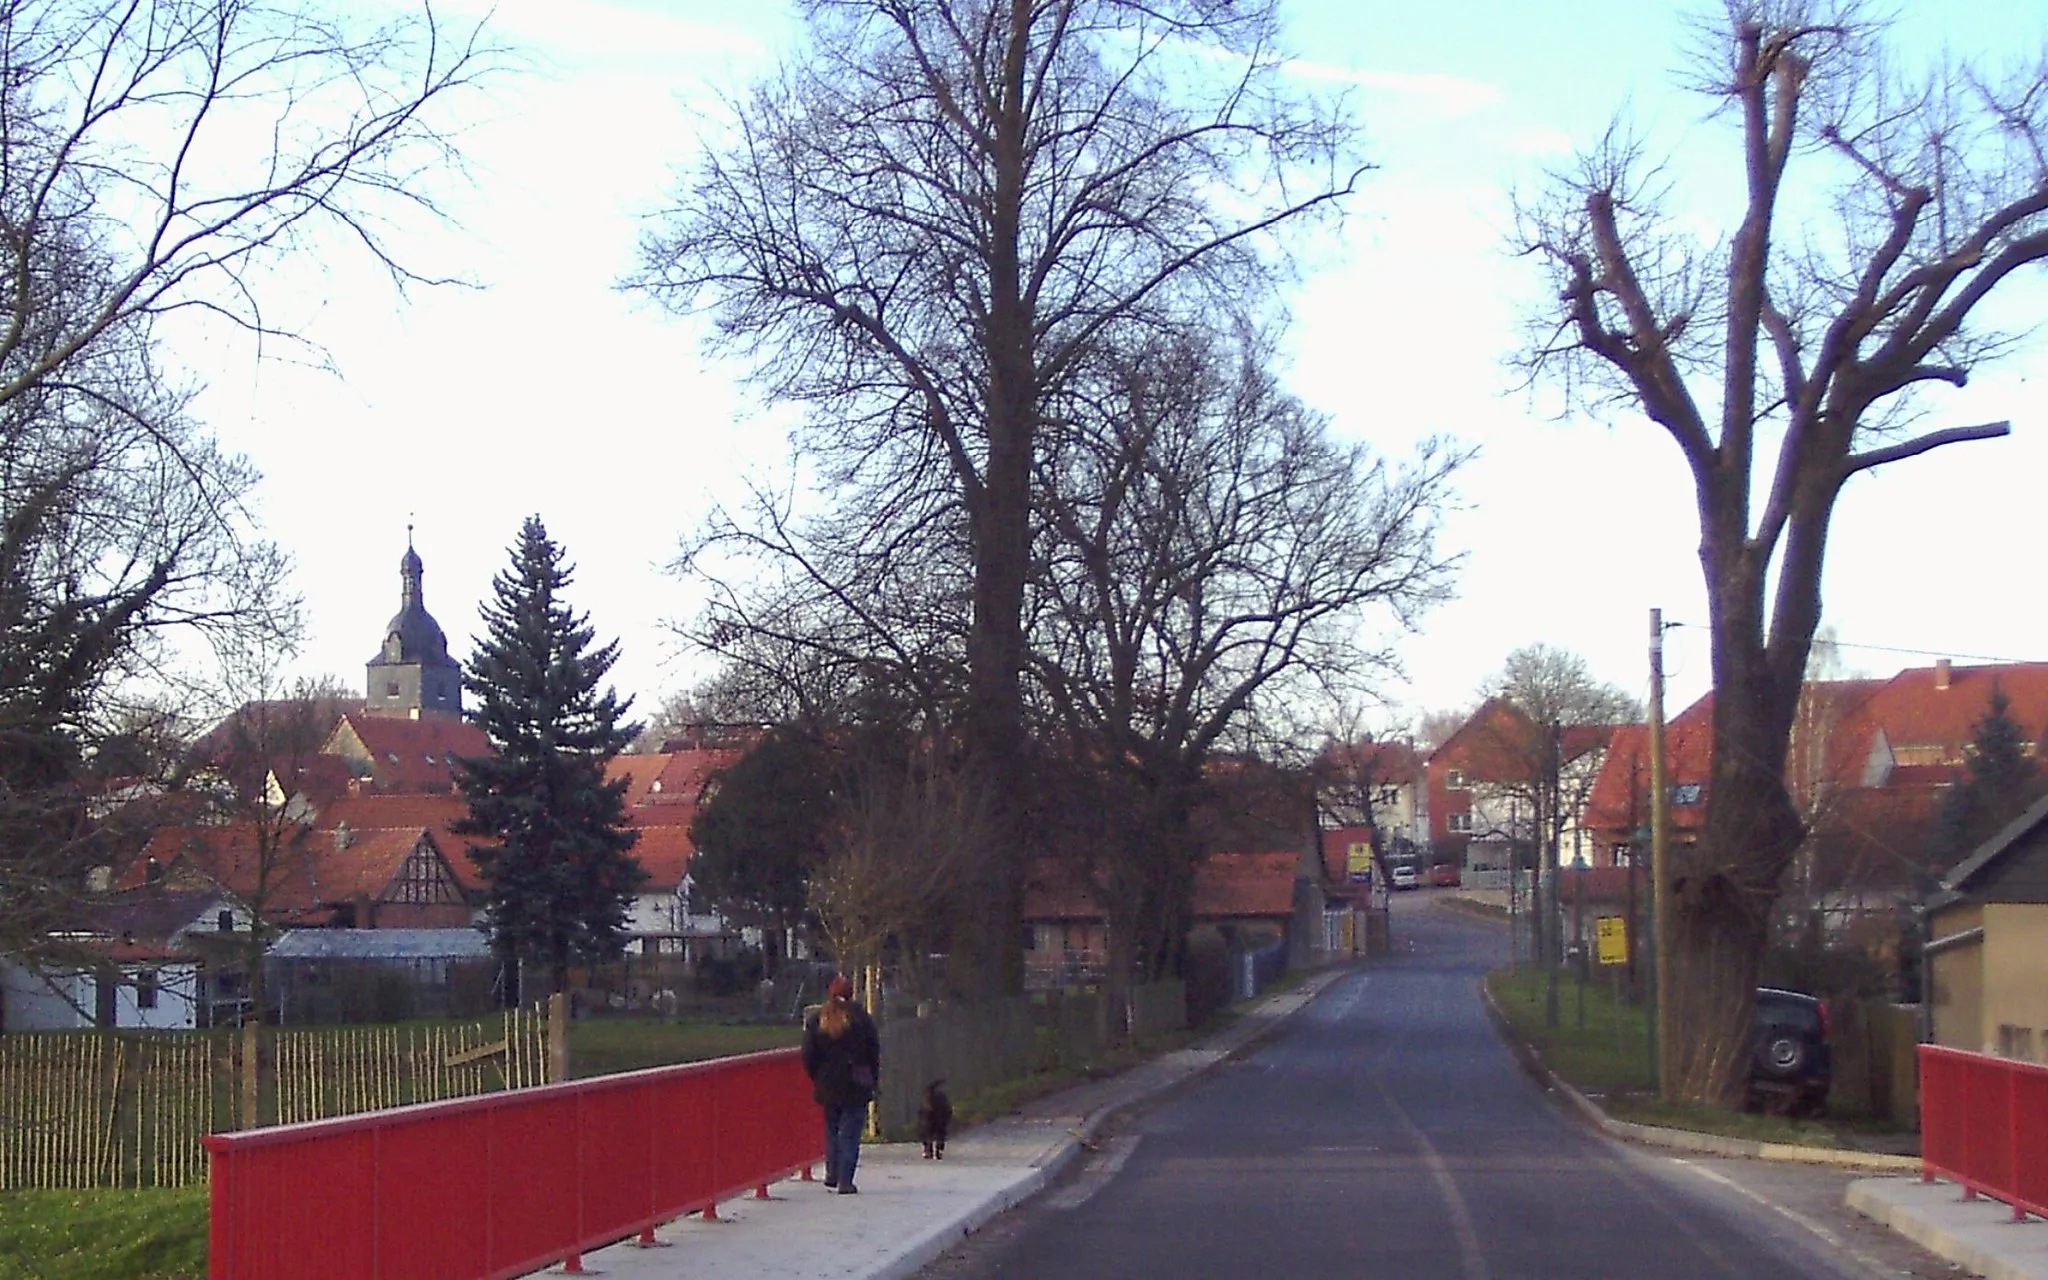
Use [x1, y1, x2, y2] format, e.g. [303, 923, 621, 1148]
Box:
[1670, 1158, 1907, 1280]
[1041, 1135, 1142, 1212]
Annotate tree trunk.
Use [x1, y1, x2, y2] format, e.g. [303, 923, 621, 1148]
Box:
[954, 0, 1037, 997]
[1667, 582, 1806, 1103]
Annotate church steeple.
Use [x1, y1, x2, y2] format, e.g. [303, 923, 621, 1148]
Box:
[366, 530, 462, 720]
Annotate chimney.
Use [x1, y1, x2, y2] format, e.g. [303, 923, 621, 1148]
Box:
[1935, 658, 1952, 691]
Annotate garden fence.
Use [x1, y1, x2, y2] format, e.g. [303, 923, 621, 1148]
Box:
[0, 1001, 551, 1188]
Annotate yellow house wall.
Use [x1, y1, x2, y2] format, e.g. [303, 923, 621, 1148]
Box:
[1983, 903, 2048, 1061]
[1928, 902, 1984, 1051]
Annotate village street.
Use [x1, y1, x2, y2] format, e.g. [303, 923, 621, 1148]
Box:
[916, 897, 1955, 1280]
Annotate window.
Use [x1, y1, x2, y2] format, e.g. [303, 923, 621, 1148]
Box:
[217, 910, 235, 932]
[135, 969, 158, 1009]
[1446, 770, 1470, 790]
[1670, 782, 1704, 806]
[1998, 1025, 2037, 1062]
[1447, 812, 1474, 834]
[385, 681, 400, 697]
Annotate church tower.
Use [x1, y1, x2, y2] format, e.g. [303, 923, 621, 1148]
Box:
[365, 533, 462, 719]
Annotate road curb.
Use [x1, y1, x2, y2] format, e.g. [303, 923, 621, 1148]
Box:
[1846, 1178, 2048, 1280]
[1476, 978, 1920, 1173]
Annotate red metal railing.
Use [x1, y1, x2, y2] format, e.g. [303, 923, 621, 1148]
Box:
[1919, 1043, 2048, 1222]
[205, 1047, 821, 1280]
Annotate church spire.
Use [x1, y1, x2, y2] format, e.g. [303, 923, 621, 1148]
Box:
[367, 528, 461, 719]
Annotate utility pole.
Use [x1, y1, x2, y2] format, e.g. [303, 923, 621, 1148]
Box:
[1648, 608, 1674, 1102]
[1543, 720, 1562, 1028]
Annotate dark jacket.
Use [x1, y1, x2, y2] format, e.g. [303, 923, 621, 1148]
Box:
[801, 1001, 881, 1107]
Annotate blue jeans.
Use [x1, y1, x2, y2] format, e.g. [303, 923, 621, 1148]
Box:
[823, 1103, 865, 1187]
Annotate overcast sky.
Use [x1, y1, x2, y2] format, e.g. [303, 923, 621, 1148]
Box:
[179, 0, 2048, 734]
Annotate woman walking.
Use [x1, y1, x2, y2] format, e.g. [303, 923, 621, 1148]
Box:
[801, 974, 881, 1194]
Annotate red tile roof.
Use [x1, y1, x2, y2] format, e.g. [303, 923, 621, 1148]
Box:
[130, 823, 448, 923]
[1192, 851, 1301, 918]
[1022, 850, 1301, 923]
[326, 715, 491, 793]
[627, 822, 699, 890]
[311, 793, 485, 888]
[1581, 695, 1715, 841]
[1318, 740, 1422, 787]
[642, 747, 744, 808]
[609, 753, 674, 807]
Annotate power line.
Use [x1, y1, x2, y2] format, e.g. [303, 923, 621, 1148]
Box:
[1661, 622, 2043, 667]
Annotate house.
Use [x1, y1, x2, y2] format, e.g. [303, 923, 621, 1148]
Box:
[322, 713, 491, 795]
[1315, 739, 1427, 850]
[0, 886, 252, 1030]
[1426, 700, 1617, 879]
[1925, 790, 2048, 1060]
[127, 822, 471, 931]
[1581, 660, 2048, 940]
[1020, 849, 1311, 989]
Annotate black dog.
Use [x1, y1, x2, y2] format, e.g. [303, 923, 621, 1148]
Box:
[917, 1080, 952, 1159]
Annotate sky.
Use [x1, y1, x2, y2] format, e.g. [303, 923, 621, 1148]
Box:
[177, 0, 2048, 736]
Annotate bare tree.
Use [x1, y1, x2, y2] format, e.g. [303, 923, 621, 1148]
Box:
[808, 732, 982, 999]
[0, 0, 491, 965]
[1475, 644, 1639, 1024]
[1030, 324, 1461, 1020]
[633, 0, 1360, 991]
[1516, 0, 2048, 1102]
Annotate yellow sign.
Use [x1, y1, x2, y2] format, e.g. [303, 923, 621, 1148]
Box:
[1595, 916, 1628, 965]
[1346, 841, 1373, 881]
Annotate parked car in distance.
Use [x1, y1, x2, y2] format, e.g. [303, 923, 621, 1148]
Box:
[1428, 861, 1461, 888]
[1390, 863, 1420, 890]
[1747, 988, 1831, 1116]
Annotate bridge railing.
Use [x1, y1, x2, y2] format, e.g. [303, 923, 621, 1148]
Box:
[204, 1046, 820, 1280]
[1918, 1043, 2048, 1222]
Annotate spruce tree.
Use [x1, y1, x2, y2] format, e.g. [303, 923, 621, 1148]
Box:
[1935, 685, 2043, 865]
[456, 517, 645, 1000]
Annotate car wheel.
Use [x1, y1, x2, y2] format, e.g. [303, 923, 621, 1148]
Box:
[1760, 1033, 1807, 1077]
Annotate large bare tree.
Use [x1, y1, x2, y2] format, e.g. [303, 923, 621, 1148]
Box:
[1030, 324, 1461, 1019]
[1517, 1, 2048, 1103]
[0, 0, 490, 964]
[632, 0, 1360, 991]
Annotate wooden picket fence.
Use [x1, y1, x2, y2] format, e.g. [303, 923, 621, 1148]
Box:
[0, 1003, 552, 1189]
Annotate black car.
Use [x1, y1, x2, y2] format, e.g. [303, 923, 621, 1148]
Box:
[1746, 988, 1832, 1115]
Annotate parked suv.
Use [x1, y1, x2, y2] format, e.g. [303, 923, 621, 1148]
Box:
[1747, 988, 1831, 1115]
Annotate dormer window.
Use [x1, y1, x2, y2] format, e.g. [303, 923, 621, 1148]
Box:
[1447, 770, 1470, 790]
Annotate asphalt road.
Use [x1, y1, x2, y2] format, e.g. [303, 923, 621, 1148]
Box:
[919, 895, 1955, 1280]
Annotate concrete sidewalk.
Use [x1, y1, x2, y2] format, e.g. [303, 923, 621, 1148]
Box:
[1848, 1178, 2048, 1280]
[571, 968, 1351, 1280]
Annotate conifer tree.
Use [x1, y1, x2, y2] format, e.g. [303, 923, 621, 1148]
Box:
[1935, 686, 2044, 865]
[456, 517, 645, 1000]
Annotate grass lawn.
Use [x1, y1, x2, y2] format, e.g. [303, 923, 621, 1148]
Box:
[566, 1017, 803, 1079]
[1486, 965, 1657, 1094]
[0, 1189, 207, 1280]
[1486, 966, 1902, 1149]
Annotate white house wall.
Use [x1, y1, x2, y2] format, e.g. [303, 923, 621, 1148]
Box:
[0, 962, 92, 1030]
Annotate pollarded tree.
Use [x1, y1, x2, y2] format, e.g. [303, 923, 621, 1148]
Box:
[632, 0, 1360, 992]
[1517, 1, 2048, 1104]
[456, 519, 646, 1001]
